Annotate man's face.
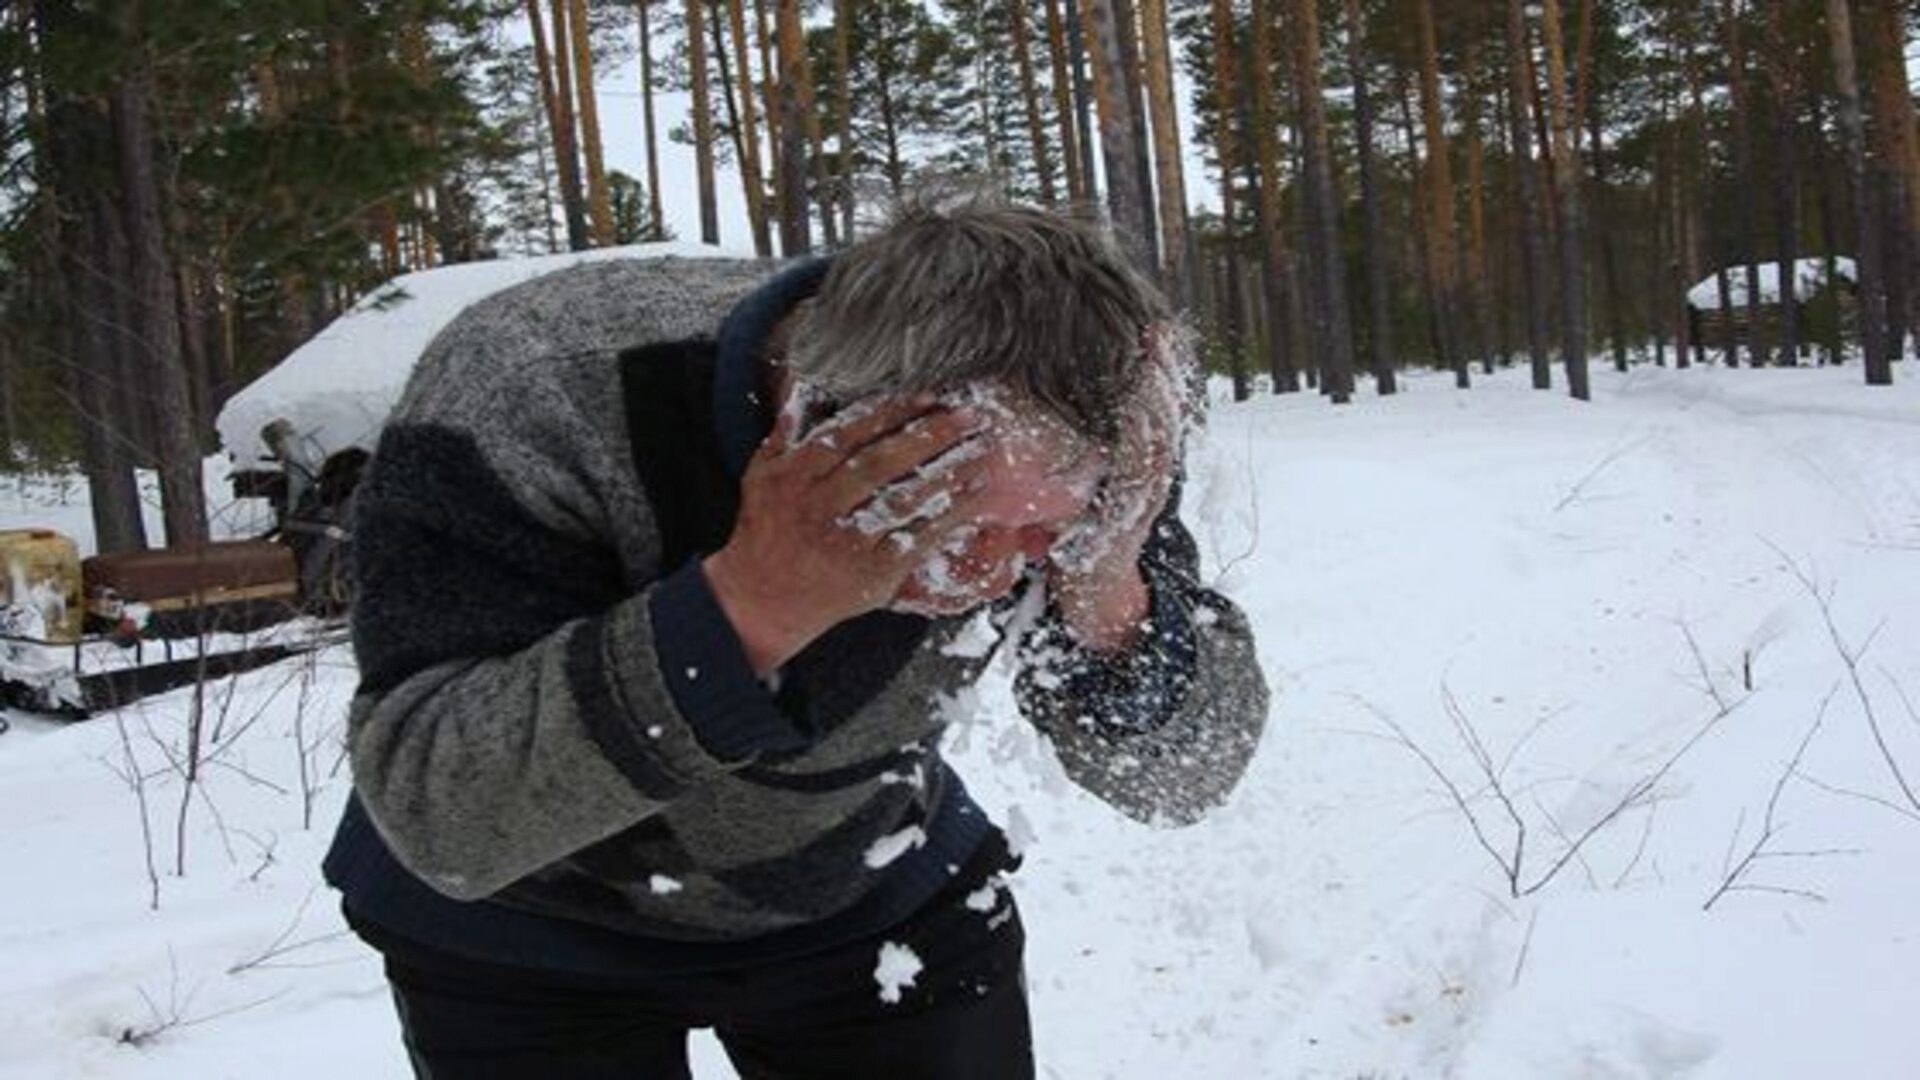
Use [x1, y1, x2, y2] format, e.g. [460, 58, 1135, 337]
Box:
[888, 388, 1104, 617]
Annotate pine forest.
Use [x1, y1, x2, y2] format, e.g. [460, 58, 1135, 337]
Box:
[2, 1, 1917, 548]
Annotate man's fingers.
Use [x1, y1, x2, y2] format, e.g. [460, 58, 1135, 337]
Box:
[827, 413, 986, 513]
[843, 453, 991, 538]
[899, 477, 998, 561]
[810, 395, 944, 450]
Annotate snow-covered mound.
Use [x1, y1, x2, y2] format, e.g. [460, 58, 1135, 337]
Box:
[215, 241, 748, 470]
[1686, 257, 1857, 310]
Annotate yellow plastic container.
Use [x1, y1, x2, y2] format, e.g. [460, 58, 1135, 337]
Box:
[0, 528, 85, 642]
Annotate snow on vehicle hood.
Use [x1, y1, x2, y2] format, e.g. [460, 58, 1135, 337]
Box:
[215, 241, 747, 470]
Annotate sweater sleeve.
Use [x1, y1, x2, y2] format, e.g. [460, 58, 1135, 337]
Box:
[1013, 490, 1269, 827]
[345, 357, 803, 903]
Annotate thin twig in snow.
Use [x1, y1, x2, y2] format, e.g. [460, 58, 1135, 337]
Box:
[1531, 795, 1600, 890]
[1677, 619, 1730, 714]
[111, 711, 160, 911]
[1704, 685, 1850, 911]
[1887, 670, 1920, 738]
[1375, 662, 1743, 900]
[1767, 542, 1920, 814]
[1796, 773, 1920, 823]
[1552, 434, 1651, 513]
[227, 887, 353, 975]
[1611, 795, 1661, 889]
[1510, 907, 1539, 989]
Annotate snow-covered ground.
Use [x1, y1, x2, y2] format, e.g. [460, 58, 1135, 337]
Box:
[2, 362, 1917, 1079]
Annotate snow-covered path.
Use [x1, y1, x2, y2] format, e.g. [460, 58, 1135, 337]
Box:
[3, 364, 1917, 1079]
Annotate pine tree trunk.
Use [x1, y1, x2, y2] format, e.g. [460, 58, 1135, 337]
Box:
[973, 2, 1003, 178]
[1415, 0, 1464, 387]
[773, 0, 811, 255]
[36, 0, 147, 552]
[800, 18, 834, 249]
[756, 0, 778, 154]
[1398, 70, 1447, 368]
[172, 255, 211, 445]
[754, 0, 785, 236]
[1687, 53, 1713, 368]
[1506, 0, 1552, 389]
[1866, 0, 1917, 359]
[1246, 0, 1297, 393]
[541, 0, 591, 249]
[834, 0, 855, 239]
[530, 84, 562, 252]
[1346, 0, 1395, 393]
[1079, 0, 1153, 270]
[1463, 50, 1495, 375]
[1065, 3, 1098, 200]
[1868, 0, 1920, 238]
[1541, 0, 1590, 400]
[1725, 0, 1767, 367]
[1138, 0, 1190, 307]
[638, 0, 665, 240]
[1207, 0, 1248, 401]
[112, 59, 207, 546]
[1043, 0, 1086, 204]
[1880, 164, 1912, 362]
[1009, 0, 1057, 205]
[1672, 39, 1700, 370]
[871, 8, 908, 198]
[1828, 0, 1890, 382]
[1111, 0, 1157, 264]
[685, 0, 720, 244]
[0, 325, 13, 462]
[1664, 101, 1692, 370]
[1710, 19, 1735, 369]
[529, 0, 589, 250]
[561, 0, 614, 245]
[1811, 92, 1845, 366]
[1766, 0, 1799, 365]
[1588, 104, 1628, 373]
[65, 184, 150, 552]
[1292, 0, 1353, 403]
[724, 0, 773, 255]
[1655, 127, 1675, 367]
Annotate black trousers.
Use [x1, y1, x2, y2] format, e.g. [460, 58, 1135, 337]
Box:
[377, 872, 1033, 1080]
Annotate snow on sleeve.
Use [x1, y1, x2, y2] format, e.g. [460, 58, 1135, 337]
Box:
[648, 874, 684, 896]
[873, 941, 923, 1005]
[940, 610, 1000, 659]
[863, 825, 928, 869]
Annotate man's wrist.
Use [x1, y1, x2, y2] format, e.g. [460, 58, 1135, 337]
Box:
[1056, 563, 1150, 654]
[701, 552, 810, 676]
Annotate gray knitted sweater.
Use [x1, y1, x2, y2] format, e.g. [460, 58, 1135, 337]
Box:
[324, 256, 1268, 971]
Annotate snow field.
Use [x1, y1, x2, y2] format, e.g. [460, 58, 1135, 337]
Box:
[0, 363, 1915, 1078]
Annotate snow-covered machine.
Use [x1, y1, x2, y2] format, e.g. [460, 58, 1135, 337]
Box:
[4, 242, 734, 720]
[0, 531, 323, 717]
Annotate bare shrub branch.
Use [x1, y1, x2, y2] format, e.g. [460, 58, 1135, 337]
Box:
[227, 887, 353, 975]
[109, 711, 160, 911]
[1376, 623, 1747, 900]
[1704, 684, 1856, 910]
[117, 945, 289, 1047]
[1767, 543, 1920, 814]
[1552, 434, 1650, 513]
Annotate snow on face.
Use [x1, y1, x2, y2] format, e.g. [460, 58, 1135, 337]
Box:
[888, 381, 1105, 616]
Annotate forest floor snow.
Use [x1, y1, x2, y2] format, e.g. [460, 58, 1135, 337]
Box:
[2, 362, 1917, 1079]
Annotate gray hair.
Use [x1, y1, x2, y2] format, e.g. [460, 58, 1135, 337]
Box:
[783, 199, 1170, 446]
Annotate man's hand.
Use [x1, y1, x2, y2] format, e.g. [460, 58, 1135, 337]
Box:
[1048, 328, 1186, 653]
[703, 398, 993, 676]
